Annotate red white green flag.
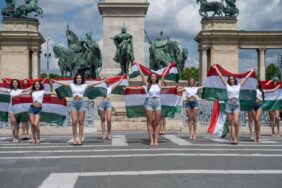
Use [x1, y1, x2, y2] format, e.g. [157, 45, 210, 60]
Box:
[262, 82, 282, 111]
[0, 83, 10, 122]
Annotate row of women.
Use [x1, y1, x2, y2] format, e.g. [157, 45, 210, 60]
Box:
[1, 63, 281, 145]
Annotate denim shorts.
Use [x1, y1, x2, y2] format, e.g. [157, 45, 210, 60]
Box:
[71, 100, 85, 112]
[29, 105, 42, 116]
[144, 98, 149, 108]
[225, 102, 240, 113]
[98, 101, 112, 111]
[184, 101, 198, 110]
[252, 102, 263, 112]
[145, 98, 161, 111]
[8, 103, 14, 114]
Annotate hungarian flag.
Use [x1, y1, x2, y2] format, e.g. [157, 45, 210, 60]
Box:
[208, 100, 228, 138]
[202, 64, 257, 111]
[12, 96, 67, 126]
[130, 62, 179, 83]
[53, 75, 129, 99]
[0, 83, 10, 122]
[2, 78, 51, 91]
[262, 82, 282, 111]
[124, 87, 182, 118]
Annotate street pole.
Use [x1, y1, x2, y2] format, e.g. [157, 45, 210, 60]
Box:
[44, 39, 51, 79]
[278, 54, 282, 81]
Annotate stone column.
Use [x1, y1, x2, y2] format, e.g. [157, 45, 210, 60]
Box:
[257, 48, 266, 81]
[32, 50, 39, 79]
[200, 48, 208, 85]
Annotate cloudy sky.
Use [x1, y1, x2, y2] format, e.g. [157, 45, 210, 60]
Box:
[1, 0, 282, 75]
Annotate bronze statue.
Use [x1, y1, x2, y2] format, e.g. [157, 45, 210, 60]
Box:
[53, 25, 102, 79]
[2, 0, 43, 17]
[111, 26, 135, 75]
[196, 0, 239, 18]
[1, 0, 15, 17]
[146, 30, 188, 75]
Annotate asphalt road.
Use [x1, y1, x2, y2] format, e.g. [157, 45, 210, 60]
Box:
[0, 132, 282, 188]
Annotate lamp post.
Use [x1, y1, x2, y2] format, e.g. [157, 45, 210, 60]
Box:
[44, 38, 51, 79]
[278, 54, 282, 81]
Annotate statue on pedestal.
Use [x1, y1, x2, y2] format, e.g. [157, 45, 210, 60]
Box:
[146, 30, 188, 76]
[1, 0, 43, 17]
[111, 26, 135, 75]
[53, 25, 102, 78]
[196, 0, 239, 18]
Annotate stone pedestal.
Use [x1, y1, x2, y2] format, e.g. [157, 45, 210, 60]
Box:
[98, 0, 149, 76]
[0, 17, 45, 80]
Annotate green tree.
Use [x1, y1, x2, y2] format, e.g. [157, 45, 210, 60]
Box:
[181, 67, 199, 82]
[266, 64, 281, 81]
[40, 73, 61, 79]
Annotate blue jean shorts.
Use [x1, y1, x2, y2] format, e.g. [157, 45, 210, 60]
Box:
[184, 101, 198, 110]
[144, 98, 149, 108]
[252, 102, 263, 112]
[145, 98, 161, 111]
[98, 101, 112, 111]
[29, 105, 42, 116]
[225, 102, 240, 113]
[71, 100, 85, 112]
[8, 103, 14, 114]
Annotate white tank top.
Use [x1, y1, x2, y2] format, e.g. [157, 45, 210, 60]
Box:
[69, 83, 88, 98]
[256, 89, 263, 100]
[143, 85, 149, 98]
[106, 87, 112, 98]
[9, 89, 23, 99]
[184, 87, 198, 98]
[148, 84, 161, 98]
[31, 90, 46, 104]
[226, 84, 240, 99]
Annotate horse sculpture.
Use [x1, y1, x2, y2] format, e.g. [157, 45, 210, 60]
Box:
[14, 0, 43, 17]
[118, 39, 134, 75]
[1, 0, 15, 17]
[196, 0, 224, 17]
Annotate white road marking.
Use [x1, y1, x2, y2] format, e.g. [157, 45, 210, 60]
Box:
[39, 173, 79, 188]
[1, 153, 282, 160]
[0, 137, 12, 141]
[39, 170, 282, 187]
[112, 135, 128, 146]
[163, 135, 193, 145]
[206, 137, 279, 144]
[1, 148, 282, 154]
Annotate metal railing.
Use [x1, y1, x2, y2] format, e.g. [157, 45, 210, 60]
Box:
[0, 100, 95, 128]
[182, 100, 272, 127]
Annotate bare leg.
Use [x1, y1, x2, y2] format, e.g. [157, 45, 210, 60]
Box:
[253, 109, 263, 142]
[192, 109, 198, 139]
[34, 115, 41, 144]
[233, 112, 240, 144]
[248, 111, 254, 140]
[146, 110, 154, 145]
[29, 114, 36, 144]
[187, 110, 194, 139]
[269, 111, 275, 136]
[78, 111, 85, 145]
[227, 113, 233, 144]
[9, 113, 18, 143]
[275, 110, 280, 137]
[153, 110, 161, 145]
[99, 110, 106, 139]
[106, 110, 112, 140]
[71, 111, 78, 145]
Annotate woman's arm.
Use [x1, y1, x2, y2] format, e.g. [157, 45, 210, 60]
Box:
[51, 79, 70, 87]
[87, 79, 107, 88]
[44, 91, 57, 96]
[40, 78, 47, 85]
[111, 76, 125, 91]
[0, 88, 9, 93]
[2, 78, 10, 84]
[213, 65, 227, 86]
[197, 86, 204, 90]
[22, 87, 32, 93]
[240, 68, 255, 86]
[138, 63, 148, 86]
[264, 85, 280, 93]
[266, 80, 272, 85]
[160, 63, 171, 86]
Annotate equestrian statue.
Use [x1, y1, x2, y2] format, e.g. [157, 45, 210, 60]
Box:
[1, 0, 43, 17]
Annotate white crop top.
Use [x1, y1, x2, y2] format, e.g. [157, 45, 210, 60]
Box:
[9, 89, 23, 99]
[143, 85, 149, 98]
[69, 83, 88, 98]
[256, 89, 263, 100]
[184, 87, 198, 98]
[31, 90, 46, 104]
[226, 84, 240, 99]
[106, 87, 112, 98]
[148, 84, 161, 98]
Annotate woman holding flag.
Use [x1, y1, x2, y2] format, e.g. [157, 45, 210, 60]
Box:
[178, 78, 203, 140]
[213, 65, 255, 144]
[29, 81, 55, 144]
[0, 79, 31, 143]
[137, 63, 169, 146]
[98, 76, 125, 140]
[52, 74, 105, 145]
